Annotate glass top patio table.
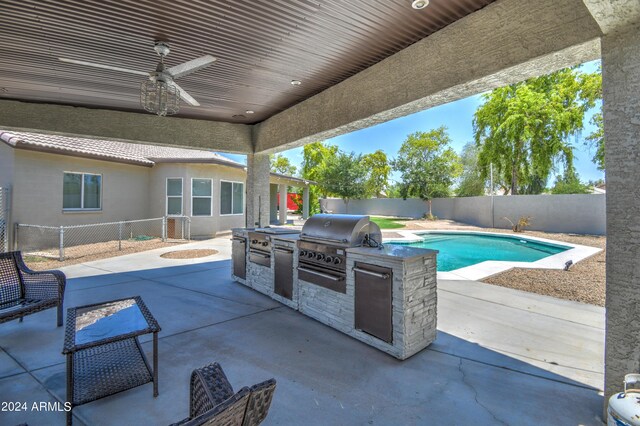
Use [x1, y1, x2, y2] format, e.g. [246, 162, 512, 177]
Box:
[62, 296, 161, 425]
[63, 296, 160, 352]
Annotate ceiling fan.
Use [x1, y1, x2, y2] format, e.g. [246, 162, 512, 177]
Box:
[59, 41, 216, 115]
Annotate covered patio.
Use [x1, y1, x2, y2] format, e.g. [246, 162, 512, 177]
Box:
[0, 238, 603, 425]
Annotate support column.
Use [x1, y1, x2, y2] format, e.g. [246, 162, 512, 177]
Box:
[302, 186, 310, 220]
[603, 26, 640, 404]
[246, 153, 270, 228]
[279, 184, 287, 225]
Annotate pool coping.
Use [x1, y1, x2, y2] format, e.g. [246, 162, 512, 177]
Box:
[382, 230, 603, 281]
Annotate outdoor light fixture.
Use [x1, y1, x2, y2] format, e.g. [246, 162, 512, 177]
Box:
[141, 77, 180, 117]
[290, 80, 302, 85]
[245, 110, 255, 114]
[140, 42, 181, 116]
[411, 0, 429, 9]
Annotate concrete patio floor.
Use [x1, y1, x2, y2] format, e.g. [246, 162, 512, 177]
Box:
[0, 238, 605, 425]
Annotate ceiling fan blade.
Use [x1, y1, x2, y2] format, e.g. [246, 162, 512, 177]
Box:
[167, 55, 216, 79]
[172, 81, 200, 106]
[59, 58, 149, 76]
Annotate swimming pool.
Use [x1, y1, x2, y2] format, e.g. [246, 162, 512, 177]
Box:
[393, 232, 570, 271]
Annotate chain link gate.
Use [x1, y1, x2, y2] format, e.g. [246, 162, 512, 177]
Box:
[16, 216, 190, 261]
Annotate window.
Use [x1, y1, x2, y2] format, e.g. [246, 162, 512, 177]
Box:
[166, 178, 183, 216]
[220, 181, 244, 215]
[63, 172, 102, 210]
[192, 178, 212, 216]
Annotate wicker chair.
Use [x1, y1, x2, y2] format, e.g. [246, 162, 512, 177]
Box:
[171, 363, 276, 426]
[0, 251, 66, 327]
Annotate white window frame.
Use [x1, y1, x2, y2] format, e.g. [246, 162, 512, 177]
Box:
[191, 178, 213, 217]
[63, 171, 102, 211]
[166, 177, 183, 216]
[220, 180, 245, 216]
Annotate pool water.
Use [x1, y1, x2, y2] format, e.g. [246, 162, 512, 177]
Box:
[395, 233, 570, 271]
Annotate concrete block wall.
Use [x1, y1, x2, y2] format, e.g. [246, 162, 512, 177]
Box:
[298, 278, 354, 335]
[245, 261, 272, 295]
[322, 194, 606, 235]
[401, 257, 438, 356]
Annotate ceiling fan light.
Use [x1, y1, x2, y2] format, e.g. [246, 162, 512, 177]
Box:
[141, 79, 180, 116]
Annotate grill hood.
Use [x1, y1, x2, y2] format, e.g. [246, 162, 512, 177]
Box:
[300, 214, 382, 247]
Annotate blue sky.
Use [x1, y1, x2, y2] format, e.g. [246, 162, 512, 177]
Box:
[220, 60, 604, 185]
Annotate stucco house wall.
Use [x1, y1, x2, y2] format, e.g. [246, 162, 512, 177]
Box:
[11, 150, 151, 227]
[149, 163, 246, 238]
[0, 141, 14, 189]
[1, 131, 307, 244]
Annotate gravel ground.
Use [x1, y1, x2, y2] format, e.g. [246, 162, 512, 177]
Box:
[159, 249, 218, 259]
[383, 219, 606, 306]
[24, 239, 187, 271]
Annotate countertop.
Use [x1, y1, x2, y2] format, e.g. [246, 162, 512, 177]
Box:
[272, 234, 301, 242]
[231, 227, 301, 238]
[347, 244, 437, 261]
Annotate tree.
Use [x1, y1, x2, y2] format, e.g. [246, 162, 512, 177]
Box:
[551, 168, 591, 194]
[586, 111, 605, 171]
[293, 141, 338, 215]
[474, 68, 601, 195]
[456, 142, 486, 197]
[301, 142, 338, 198]
[317, 151, 369, 212]
[392, 127, 462, 217]
[385, 182, 403, 198]
[270, 154, 297, 176]
[361, 150, 391, 197]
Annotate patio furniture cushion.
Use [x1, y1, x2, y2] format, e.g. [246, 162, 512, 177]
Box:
[0, 251, 66, 327]
[170, 363, 276, 426]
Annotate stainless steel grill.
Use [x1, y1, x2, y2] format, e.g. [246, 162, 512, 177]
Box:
[299, 214, 381, 248]
[297, 215, 381, 293]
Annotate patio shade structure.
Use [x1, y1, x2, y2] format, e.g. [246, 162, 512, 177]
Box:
[0, 0, 639, 414]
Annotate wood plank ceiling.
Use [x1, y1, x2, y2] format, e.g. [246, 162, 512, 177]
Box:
[0, 0, 495, 123]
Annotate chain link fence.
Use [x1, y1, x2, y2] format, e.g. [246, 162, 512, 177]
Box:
[0, 187, 9, 253]
[16, 216, 190, 261]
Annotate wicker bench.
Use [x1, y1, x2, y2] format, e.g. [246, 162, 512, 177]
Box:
[171, 363, 276, 426]
[0, 251, 66, 327]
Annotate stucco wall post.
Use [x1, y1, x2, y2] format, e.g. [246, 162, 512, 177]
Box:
[245, 153, 270, 227]
[279, 184, 287, 225]
[302, 186, 310, 220]
[603, 26, 640, 406]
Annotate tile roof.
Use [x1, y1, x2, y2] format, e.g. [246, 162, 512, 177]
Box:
[0, 130, 243, 167]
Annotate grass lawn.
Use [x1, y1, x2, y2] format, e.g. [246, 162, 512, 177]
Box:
[370, 216, 409, 229]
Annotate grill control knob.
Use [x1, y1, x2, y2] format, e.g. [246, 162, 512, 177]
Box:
[325, 256, 333, 263]
[251, 239, 258, 244]
[299, 250, 307, 257]
[333, 257, 342, 265]
[316, 253, 325, 261]
[306, 251, 315, 259]
[261, 241, 269, 247]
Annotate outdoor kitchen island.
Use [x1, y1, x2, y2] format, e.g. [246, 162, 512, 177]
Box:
[231, 215, 438, 360]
